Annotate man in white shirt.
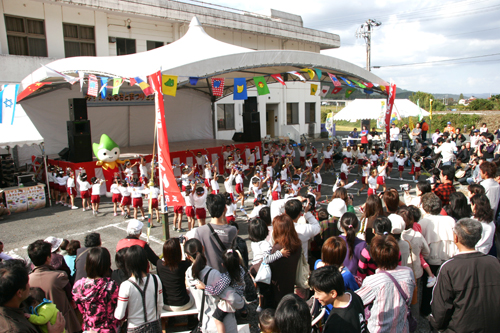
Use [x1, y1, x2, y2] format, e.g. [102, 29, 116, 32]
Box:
[479, 161, 500, 215]
[434, 137, 455, 166]
[389, 123, 400, 152]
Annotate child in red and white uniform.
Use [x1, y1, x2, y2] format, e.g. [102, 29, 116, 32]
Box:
[357, 160, 371, 196]
[255, 146, 261, 161]
[304, 153, 313, 183]
[182, 185, 196, 230]
[322, 144, 334, 172]
[225, 193, 237, 225]
[357, 147, 367, 175]
[145, 183, 161, 222]
[130, 179, 146, 220]
[55, 170, 69, 206]
[290, 175, 302, 197]
[377, 160, 389, 192]
[224, 168, 236, 202]
[395, 153, 408, 181]
[311, 147, 319, 165]
[47, 166, 56, 202]
[66, 171, 78, 210]
[262, 150, 270, 170]
[123, 161, 137, 184]
[222, 146, 233, 175]
[233, 148, 242, 163]
[280, 163, 289, 184]
[246, 148, 256, 176]
[138, 157, 149, 186]
[339, 157, 351, 181]
[298, 145, 307, 168]
[235, 169, 245, 209]
[119, 180, 132, 218]
[312, 160, 325, 201]
[367, 168, 379, 196]
[351, 145, 359, 166]
[386, 151, 396, 179]
[90, 177, 104, 216]
[110, 177, 122, 216]
[412, 155, 422, 183]
[173, 178, 184, 231]
[190, 150, 208, 173]
[78, 172, 92, 211]
[204, 161, 214, 188]
[369, 149, 379, 168]
[181, 166, 195, 191]
[343, 146, 353, 165]
[193, 185, 208, 227]
[271, 174, 282, 201]
[210, 172, 220, 194]
[280, 144, 287, 159]
[248, 175, 268, 204]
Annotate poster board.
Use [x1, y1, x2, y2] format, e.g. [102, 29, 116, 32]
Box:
[4, 184, 46, 213]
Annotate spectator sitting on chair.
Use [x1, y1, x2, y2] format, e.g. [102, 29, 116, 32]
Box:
[116, 219, 160, 267]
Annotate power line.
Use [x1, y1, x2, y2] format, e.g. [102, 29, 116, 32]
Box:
[373, 52, 500, 68]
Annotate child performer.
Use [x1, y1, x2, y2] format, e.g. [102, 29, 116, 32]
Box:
[369, 149, 379, 169]
[110, 176, 122, 216]
[66, 170, 78, 210]
[193, 185, 208, 227]
[298, 145, 307, 168]
[47, 166, 56, 203]
[123, 161, 137, 184]
[90, 177, 104, 216]
[173, 180, 185, 232]
[138, 156, 150, 186]
[386, 151, 396, 179]
[211, 172, 220, 194]
[130, 178, 146, 220]
[189, 150, 208, 173]
[343, 146, 353, 166]
[412, 154, 423, 183]
[224, 168, 236, 203]
[366, 168, 379, 196]
[235, 168, 245, 209]
[119, 180, 132, 219]
[221, 145, 233, 175]
[376, 159, 389, 193]
[271, 173, 282, 201]
[182, 184, 196, 230]
[181, 166, 195, 191]
[312, 160, 325, 201]
[395, 152, 408, 181]
[351, 145, 359, 167]
[77, 172, 92, 211]
[339, 157, 353, 183]
[357, 160, 371, 196]
[304, 153, 313, 183]
[357, 147, 367, 175]
[55, 169, 69, 206]
[322, 144, 334, 172]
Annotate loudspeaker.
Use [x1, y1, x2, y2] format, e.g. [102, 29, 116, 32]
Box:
[67, 120, 93, 163]
[243, 112, 261, 142]
[244, 97, 257, 113]
[69, 98, 88, 121]
[232, 132, 245, 142]
[58, 147, 70, 161]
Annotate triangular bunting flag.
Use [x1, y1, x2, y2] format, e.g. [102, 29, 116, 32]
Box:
[314, 68, 322, 81]
[310, 84, 318, 96]
[42, 65, 79, 84]
[211, 78, 225, 96]
[100, 77, 108, 98]
[233, 78, 248, 100]
[345, 88, 355, 98]
[339, 77, 356, 88]
[189, 77, 199, 85]
[17, 82, 50, 102]
[162, 75, 178, 96]
[318, 85, 331, 97]
[287, 71, 306, 82]
[351, 79, 366, 89]
[271, 74, 286, 85]
[129, 78, 137, 86]
[380, 85, 386, 92]
[112, 78, 123, 95]
[79, 71, 84, 92]
[134, 77, 154, 96]
[301, 68, 315, 80]
[327, 73, 342, 87]
[332, 87, 342, 94]
[363, 89, 374, 94]
[253, 76, 270, 95]
[87, 75, 98, 97]
[361, 81, 374, 88]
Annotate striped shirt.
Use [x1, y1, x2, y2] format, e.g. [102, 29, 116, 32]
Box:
[356, 266, 415, 333]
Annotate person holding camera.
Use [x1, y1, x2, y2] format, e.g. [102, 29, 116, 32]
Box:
[477, 133, 496, 162]
[434, 137, 455, 166]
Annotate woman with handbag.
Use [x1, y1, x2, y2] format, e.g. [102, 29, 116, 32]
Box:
[356, 235, 416, 333]
[269, 214, 302, 308]
[184, 238, 245, 333]
[114, 245, 163, 333]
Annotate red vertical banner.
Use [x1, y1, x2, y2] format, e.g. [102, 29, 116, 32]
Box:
[385, 82, 397, 147]
[149, 71, 186, 207]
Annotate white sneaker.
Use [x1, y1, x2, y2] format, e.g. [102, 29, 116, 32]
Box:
[82, 208, 86, 212]
[114, 213, 117, 217]
[427, 276, 437, 288]
[140, 216, 145, 220]
[414, 180, 418, 183]
[399, 177, 403, 181]
[387, 176, 391, 179]
[71, 206, 78, 210]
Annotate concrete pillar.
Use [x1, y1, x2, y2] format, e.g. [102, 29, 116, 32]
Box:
[43, 3, 65, 59]
[94, 11, 109, 56]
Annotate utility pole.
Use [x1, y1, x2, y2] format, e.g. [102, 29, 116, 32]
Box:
[356, 19, 382, 71]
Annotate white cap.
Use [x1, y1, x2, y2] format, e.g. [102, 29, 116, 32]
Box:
[127, 219, 144, 234]
[44, 236, 63, 253]
[388, 214, 406, 234]
[327, 198, 347, 218]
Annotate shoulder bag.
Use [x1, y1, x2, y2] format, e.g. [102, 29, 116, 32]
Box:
[191, 268, 212, 333]
[295, 249, 310, 289]
[382, 271, 417, 333]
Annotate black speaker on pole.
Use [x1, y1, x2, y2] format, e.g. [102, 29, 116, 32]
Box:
[232, 133, 245, 142]
[244, 97, 257, 113]
[243, 112, 261, 142]
[67, 120, 93, 163]
[68, 98, 88, 121]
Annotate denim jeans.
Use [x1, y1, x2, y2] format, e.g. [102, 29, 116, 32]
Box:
[402, 140, 410, 150]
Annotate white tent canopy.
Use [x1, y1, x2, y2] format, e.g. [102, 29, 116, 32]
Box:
[0, 105, 43, 149]
[333, 99, 429, 121]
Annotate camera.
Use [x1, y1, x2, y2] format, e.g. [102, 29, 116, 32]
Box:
[400, 184, 410, 191]
[347, 193, 354, 200]
[427, 176, 435, 184]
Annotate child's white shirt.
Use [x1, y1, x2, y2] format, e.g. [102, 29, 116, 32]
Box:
[110, 184, 121, 194]
[130, 186, 144, 198]
[388, 155, 396, 163]
[272, 180, 281, 192]
[120, 186, 131, 197]
[299, 149, 306, 157]
[226, 203, 237, 217]
[182, 192, 194, 207]
[314, 172, 322, 185]
[91, 183, 101, 196]
[395, 157, 408, 166]
[124, 167, 134, 178]
[78, 179, 91, 191]
[343, 151, 352, 158]
[370, 154, 378, 162]
[210, 179, 219, 191]
[235, 174, 244, 185]
[67, 177, 75, 188]
[139, 164, 148, 177]
[362, 165, 370, 177]
[204, 168, 212, 179]
[181, 174, 190, 186]
[263, 155, 270, 165]
[377, 165, 387, 177]
[368, 176, 378, 189]
[280, 169, 287, 181]
[340, 163, 349, 174]
[358, 152, 366, 160]
[224, 174, 235, 193]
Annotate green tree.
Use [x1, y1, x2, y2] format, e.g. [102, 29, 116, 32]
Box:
[459, 93, 464, 100]
[409, 91, 435, 110]
[469, 99, 494, 111]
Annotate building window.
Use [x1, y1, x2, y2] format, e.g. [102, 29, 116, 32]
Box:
[287, 103, 299, 125]
[116, 38, 136, 55]
[5, 15, 47, 57]
[305, 103, 316, 123]
[147, 40, 164, 50]
[63, 23, 95, 57]
[217, 104, 235, 130]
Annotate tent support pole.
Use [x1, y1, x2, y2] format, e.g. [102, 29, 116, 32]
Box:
[41, 143, 52, 207]
[206, 78, 216, 139]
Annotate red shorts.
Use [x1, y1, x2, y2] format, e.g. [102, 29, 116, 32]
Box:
[367, 188, 377, 196]
[249, 162, 254, 167]
[340, 172, 347, 181]
[235, 183, 243, 194]
[358, 159, 364, 165]
[229, 193, 234, 202]
[398, 165, 404, 172]
[362, 176, 367, 184]
[121, 196, 131, 206]
[132, 198, 143, 208]
[316, 184, 322, 192]
[346, 158, 352, 164]
[225, 168, 231, 175]
[91, 195, 100, 204]
[151, 198, 159, 209]
[174, 206, 184, 214]
[211, 190, 219, 194]
[272, 191, 280, 200]
[387, 162, 393, 168]
[204, 178, 211, 187]
[300, 157, 305, 163]
[377, 176, 385, 185]
[415, 167, 421, 172]
[185, 206, 195, 218]
[371, 161, 377, 168]
[226, 215, 235, 224]
[67, 187, 76, 196]
[324, 158, 331, 164]
[195, 208, 206, 219]
[49, 182, 55, 189]
[80, 190, 90, 199]
[140, 176, 148, 185]
[313, 158, 319, 164]
[58, 184, 66, 192]
[112, 193, 122, 203]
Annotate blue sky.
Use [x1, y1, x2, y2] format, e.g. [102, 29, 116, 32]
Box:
[202, 0, 500, 96]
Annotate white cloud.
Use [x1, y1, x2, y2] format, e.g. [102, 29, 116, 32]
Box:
[206, 0, 500, 95]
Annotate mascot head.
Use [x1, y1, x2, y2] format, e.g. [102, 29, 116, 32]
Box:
[93, 134, 120, 163]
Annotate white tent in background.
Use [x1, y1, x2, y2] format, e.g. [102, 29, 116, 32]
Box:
[0, 105, 43, 149]
[333, 99, 429, 121]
